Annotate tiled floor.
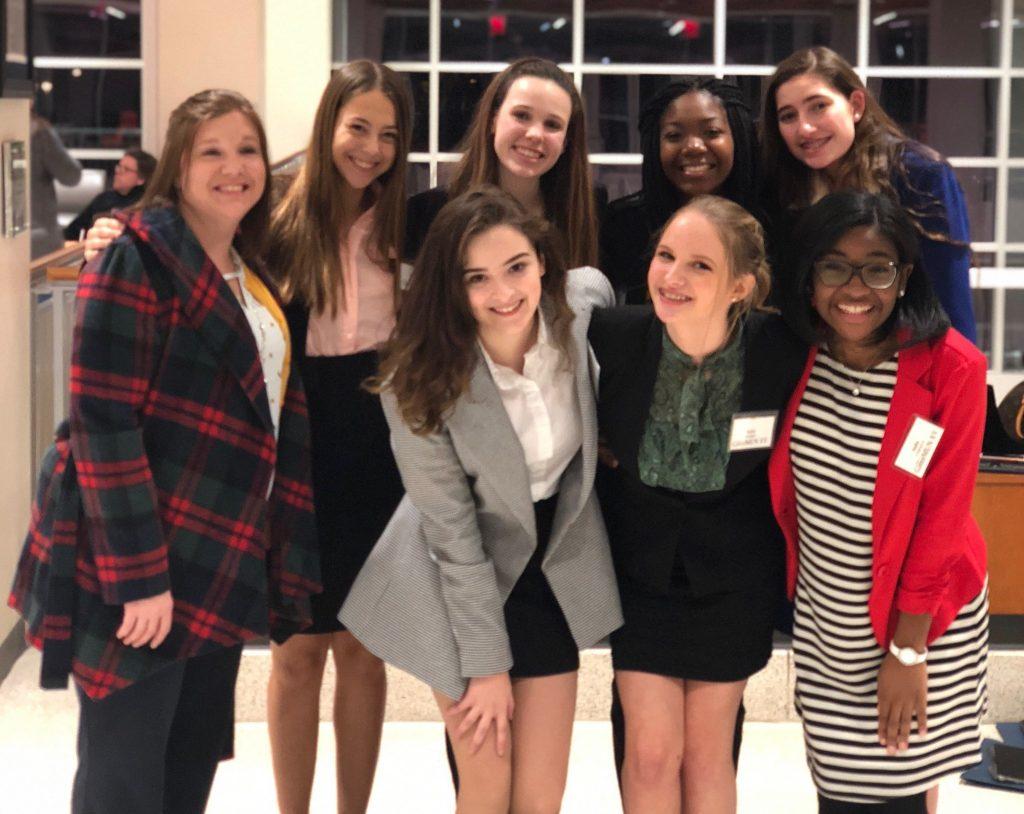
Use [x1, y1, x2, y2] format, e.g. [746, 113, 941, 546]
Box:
[2, 649, 1021, 813]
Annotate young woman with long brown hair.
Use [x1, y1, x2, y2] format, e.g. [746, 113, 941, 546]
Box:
[263, 60, 412, 814]
[341, 187, 621, 813]
[10, 88, 321, 814]
[76, 63, 411, 813]
[761, 46, 976, 342]
[404, 57, 598, 270]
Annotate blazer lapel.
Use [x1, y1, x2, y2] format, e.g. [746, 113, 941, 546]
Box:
[127, 209, 274, 434]
[872, 344, 932, 553]
[719, 325, 797, 491]
[447, 356, 536, 538]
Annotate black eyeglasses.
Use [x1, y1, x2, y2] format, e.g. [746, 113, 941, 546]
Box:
[812, 258, 902, 290]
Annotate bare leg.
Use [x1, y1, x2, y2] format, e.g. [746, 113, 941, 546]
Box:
[926, 785, 938, 813]
[509, 672, 578, 814]
[331, 630, 386, 814]
[436, 689, 512, 814]
[680, 678, 746, 814]
[268, 634, 330, 814]
[617, 670, 687, 814]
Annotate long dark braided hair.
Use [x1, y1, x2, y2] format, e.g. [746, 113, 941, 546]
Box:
[638, 78, 760, 231]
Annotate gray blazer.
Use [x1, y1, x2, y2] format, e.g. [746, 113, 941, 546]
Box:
[340, 266, 623, 700]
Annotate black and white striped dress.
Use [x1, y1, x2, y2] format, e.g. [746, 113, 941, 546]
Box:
[790, 351, 989, 804]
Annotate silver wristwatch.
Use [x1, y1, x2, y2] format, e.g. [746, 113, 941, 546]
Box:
[889, 640, 928, 666]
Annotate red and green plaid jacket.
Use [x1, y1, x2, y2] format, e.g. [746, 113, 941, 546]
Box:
[9, 206, 321, 700]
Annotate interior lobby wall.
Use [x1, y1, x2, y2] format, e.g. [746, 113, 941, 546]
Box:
[0, 99, 33, 646]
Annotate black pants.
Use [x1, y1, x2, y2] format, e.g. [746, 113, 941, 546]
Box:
[71, 644, 243, 814]
[817, 792, 927, 813]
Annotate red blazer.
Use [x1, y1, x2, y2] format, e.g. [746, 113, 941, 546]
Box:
[768, 329, 987, 649]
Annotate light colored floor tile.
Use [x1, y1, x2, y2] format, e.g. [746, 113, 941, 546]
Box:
[2, 648, 1023, 812]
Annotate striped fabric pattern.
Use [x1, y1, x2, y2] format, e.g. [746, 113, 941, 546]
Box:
[790, 351, 988, 804]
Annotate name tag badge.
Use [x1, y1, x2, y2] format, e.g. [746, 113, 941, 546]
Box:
[728, 411, 778, 452]
[894, 415, 945, 478]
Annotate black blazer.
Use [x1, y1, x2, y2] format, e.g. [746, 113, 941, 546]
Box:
[589, 306, 807, 596]
[599, 192, 657, 304]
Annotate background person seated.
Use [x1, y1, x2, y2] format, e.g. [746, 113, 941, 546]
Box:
[63, 149, 156, 241]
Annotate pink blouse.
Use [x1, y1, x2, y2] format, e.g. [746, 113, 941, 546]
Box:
[305, 205, 396, 356]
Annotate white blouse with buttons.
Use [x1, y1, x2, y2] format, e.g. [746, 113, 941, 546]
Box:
[223, 250, 287, 438]
[479, 314, 581, 502]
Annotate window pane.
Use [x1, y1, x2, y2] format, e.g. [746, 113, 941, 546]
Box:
[869, 0, 1000, 67]
[407, 162, 431, 196]
[1005, 291, 1024, 370]
[953, 167, 996, 243]
[439, 72, 494, 151]
[971, 284, 993, 366]
[1016, 0, 1024, 67]
[33, 1, 141, 58]
[405, 72, 429, 153]
[1011, 79, 1024, 157]
[1009, 170, 1024, 243]
[441, 1, 572, 63]
[595, 163, 641, 204]
[866, 78, 997, 157]
[584, 1, 713, 65]
[726, 1, 855, 66]
[34, 68, 141, 151]
[437, 161, 459, 187]
[340, 0, 430, 62]
[583, 74, 684, 154]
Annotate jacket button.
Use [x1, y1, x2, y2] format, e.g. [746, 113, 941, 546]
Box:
[428, 548, 439, 563]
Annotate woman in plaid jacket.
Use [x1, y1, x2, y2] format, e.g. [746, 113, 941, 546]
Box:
[9, 89, 320, 813]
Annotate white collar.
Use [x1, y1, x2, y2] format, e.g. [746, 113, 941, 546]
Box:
[479, 312, 555, 385]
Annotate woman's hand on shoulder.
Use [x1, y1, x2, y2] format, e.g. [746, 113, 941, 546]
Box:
[448, 672, 515, 757]
[877, 654, 927, 754]
[117, 590, 173, 649]
[83, 217, 125, 262]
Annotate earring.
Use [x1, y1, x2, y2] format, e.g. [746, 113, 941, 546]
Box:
[899, 289, 905, 297]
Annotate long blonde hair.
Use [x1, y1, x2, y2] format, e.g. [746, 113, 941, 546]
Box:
[447, 58, 597, 268]
[268, 61, 412, 314]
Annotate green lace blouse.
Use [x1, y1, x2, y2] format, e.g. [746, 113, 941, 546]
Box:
[638, 326, 744, 493]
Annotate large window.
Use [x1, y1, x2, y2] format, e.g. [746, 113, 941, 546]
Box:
[336, 0, 1024, 373]
[32, 1, 143, 179]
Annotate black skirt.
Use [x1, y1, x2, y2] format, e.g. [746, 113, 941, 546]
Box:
[503, 494, 580, 678]
[300, 351, 405, 634]
[610, 563, 777, 682]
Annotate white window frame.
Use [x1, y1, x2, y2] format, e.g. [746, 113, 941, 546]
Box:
[335, 0, 1024, 374]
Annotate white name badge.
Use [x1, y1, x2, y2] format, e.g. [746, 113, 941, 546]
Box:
[893, 416, 945, 478]
[728, 411, 778, 452]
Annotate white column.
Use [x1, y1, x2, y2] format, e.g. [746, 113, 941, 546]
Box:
[0, 99, 33, 644]
[263, 0, 332, 162]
